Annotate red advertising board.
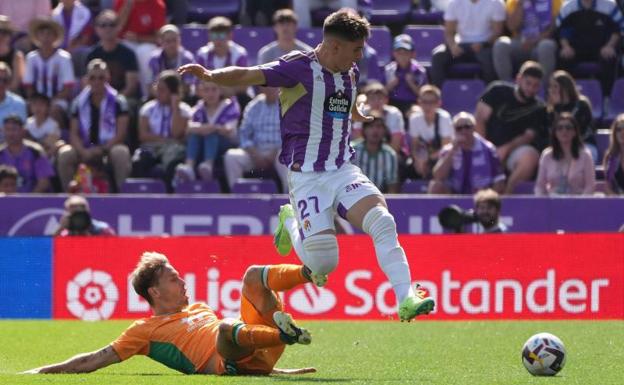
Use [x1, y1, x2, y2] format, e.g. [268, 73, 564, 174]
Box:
[53, 234, 624, 320]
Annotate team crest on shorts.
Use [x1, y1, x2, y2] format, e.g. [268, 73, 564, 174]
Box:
[303, 219, 312, 232]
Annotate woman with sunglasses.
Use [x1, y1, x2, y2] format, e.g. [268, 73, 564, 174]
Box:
[604, 113, 624, 195]
[535, 112, 595, 195]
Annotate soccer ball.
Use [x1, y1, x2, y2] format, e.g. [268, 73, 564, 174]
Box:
[521, 332, 566, 376]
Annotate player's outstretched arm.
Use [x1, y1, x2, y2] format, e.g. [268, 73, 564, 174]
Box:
[177, 64, 266, 87]
[21, 345, 120, 374]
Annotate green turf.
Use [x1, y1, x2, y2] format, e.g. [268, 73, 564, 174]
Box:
[0, 320, 622, 384]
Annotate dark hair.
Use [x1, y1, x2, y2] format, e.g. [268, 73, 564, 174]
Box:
[551, 70, 579, 103]
[131, 252, 169, 305]
[0, 164, 18, 183]
[323, 9, 370, 42]
[551, 112, 582, 160]
[29, 92, 50, 105]
[158, 70, 182, 95]
[518, 60, 543, 80]
[3, 114, 23, 126]
[273, 8, 298, 24]
[604, 113, 624, 166]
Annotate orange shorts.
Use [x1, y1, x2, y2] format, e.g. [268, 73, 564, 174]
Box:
[232, 289, 286, 374]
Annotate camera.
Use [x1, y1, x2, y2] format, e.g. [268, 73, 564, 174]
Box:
[67, 210, 92, 234]
[438, 205, 477, 233]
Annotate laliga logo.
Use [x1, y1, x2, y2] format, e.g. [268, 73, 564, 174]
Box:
[66, 269, 119, 321]
[288, 283, 336, 315]
[8, 208, 65, 236]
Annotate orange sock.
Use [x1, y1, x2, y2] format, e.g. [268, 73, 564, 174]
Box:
[232, 323, 283, 348]
[264, 264, 308, 292]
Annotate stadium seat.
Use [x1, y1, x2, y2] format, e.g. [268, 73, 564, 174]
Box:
[512, 181, 535, 195]
[595, 180, 607, 193]
[403, 25, 444, 65]
[370, 0, 411, 24]
[181, 24, 208, 55]
[121, 179, 167, 194]
[310, 7, 333, 26]
[231, 178, 278, 194]
[187, 0, 241, 24]
[605, 78, 624, 123]
[232, 26, 275, 65]
[569, 61, 601, 79]
[401, 179, 429, 194]
[296, 28, 323, 48]
[368, 26, 392, 67]
[409, 9, 444, 24]
[575, 79, 603, 121]
[595, 165, 605, 180]
[441, 79, 485, 116]
[448, 62, 482, 79]
[595, 129, 610, 163]
[174, 180, 221, 194]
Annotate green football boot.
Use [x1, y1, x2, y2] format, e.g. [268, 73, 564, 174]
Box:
[274, 204, 295, 256]
[398, 284, 435, 322]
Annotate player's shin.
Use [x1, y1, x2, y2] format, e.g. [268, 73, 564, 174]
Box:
[231, 322, 285, 349]
[261, 265, 308, 292]
[362, 206, 414, 303]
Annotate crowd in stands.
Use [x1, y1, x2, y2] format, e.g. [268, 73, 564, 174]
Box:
[1, 0, 624, 197]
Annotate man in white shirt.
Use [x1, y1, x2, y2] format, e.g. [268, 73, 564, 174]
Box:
[430, 0, 506, 87]
[257, 9, 313, 65]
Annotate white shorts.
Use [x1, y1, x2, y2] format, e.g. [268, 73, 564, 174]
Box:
[287, 162, 382, 238]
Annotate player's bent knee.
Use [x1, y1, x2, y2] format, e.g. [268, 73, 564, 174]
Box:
[362, 206, 398, 243]
[302, 234, 339, 275]
[242, 265, 264, 289]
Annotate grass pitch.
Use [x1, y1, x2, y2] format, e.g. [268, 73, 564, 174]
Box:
[0, 320, 622, 384]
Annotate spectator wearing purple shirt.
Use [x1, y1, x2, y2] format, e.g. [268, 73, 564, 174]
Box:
[0, 115, 55, 193]
[148, 24, 195, 99]
[429, 111, 505, 194]
[384, 34, 428, 114]
[175, 81, 240, 183]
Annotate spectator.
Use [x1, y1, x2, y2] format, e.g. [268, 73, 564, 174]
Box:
[430, 0, 505, 87]
[0, 62, 27, 143]
[53, 194, 115, 236]
[0, 164, 18, 194]
[52, 0, 93, 52]
[25, 93, 61, 159]
[0, 115, 54, 193]
[87, 10, 140, 101]
[353, 81, 405, 154]
[493, 0, 560, 83]
[175, 81, 240, 184]
[429, 111, 505, 194]
[257, 9, 313, 65]
[292, 0, 358, 28]
[0, 16, 25, 93]
[23, 17, 76, 126]
[603, 113, 624, 195]
[475, 60, 548, 194]
[384, 34, 427, 114]
[352, 112, 400, 194]
[408, 84, 453, 179]
[196, 17, 250, 104]
[132, 70, 191, 189]
[114, 0, 166, 95]
[535, 112, 595, 195]
[148, 24, 195, 98]
[546, 70, 597, 163]
[0, 0, 52, 52]
[223, 86, 286, 192]
[556, 0, 624, 95]
[473, 188, 507, 233]
[57, 59, 131, 192]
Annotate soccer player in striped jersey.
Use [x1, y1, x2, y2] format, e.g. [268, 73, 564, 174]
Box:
[178, 9, 435, 322]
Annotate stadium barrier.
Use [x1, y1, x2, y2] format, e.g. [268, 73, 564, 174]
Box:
[2, 195, 624, 236]
[1, 234, 622, 320]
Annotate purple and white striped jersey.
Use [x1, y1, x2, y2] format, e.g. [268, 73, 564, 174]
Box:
[260, 50, 359, 172]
